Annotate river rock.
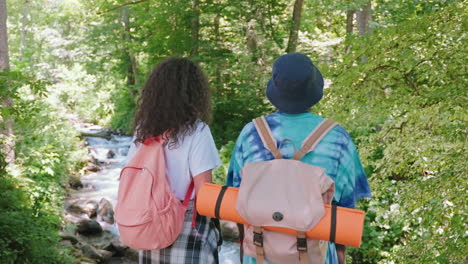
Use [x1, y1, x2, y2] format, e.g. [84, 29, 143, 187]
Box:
[67, 202, 85, 216]
[107, 150, 116, 159]
[104, 238, 128, 256]
[221, 220, 239, 242]
[89, 154, 106, 166]
[81, 244, 105, 261]
[77, 219, 103, 235]
[86, 163, 101, 172]
[113, 129, 126, 136]
[83, 200, 99, 218]
[80, 129, 111, 140]
[80, 140, 89, 147]
[67, 199, 98, 219]
[98, 249, 114, 260]
[124, 248, 139, 262]
[69, 174, 84, 189]
[59, 231, 79, 245]
[80, 260, 97, 264]
[77, 230, 115, 251]
[97, 198, 115, 224]
[60, 240, 74, 249]
[67, 199, 90, 216]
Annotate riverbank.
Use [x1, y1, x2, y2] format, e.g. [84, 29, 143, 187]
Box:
[61, 123, 137, 263]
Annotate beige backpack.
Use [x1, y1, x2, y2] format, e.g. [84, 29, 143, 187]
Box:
[236, 117, 337, 264]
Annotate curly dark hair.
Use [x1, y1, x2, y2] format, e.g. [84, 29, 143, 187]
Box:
[133, 57, 212, 147]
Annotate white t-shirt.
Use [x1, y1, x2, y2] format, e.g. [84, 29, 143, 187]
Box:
[126, 121, 221, 200]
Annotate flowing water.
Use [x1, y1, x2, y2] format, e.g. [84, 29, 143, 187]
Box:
[71, 125, 240, 264]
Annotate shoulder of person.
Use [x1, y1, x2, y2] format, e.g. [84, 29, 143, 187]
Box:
[329, 123, 353, 143]
[189, 121, 217, 143]
[194, 120, 212, 135]
[307, 113, 352, 142]
[239, 121, 256, 137]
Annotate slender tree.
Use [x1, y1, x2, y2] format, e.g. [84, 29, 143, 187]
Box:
[346, 9, 354, 34]
[213, 0, 222, 91]
[356, 1, 372, 62]
[245, 0, 258, 61]
[0, 0, 8, 70]
[190, 0, 200, 57]
[285, 0, 304, 53]
[122, 7, 138, 97]
[356, 1, 372, 36]
[0, 0, 15, 165]
[345, 9, 355, 53]
[20, 0, 30, 59]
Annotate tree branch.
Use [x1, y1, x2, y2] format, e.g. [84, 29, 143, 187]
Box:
[97, 0, 149, 15]
[267, 1, 283, 49]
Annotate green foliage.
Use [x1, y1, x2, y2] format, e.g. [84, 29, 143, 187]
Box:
[0, 151, 76, 264]
[47, 64, 115, 125]
[210, 56, 274, 146]
[0, 194, 74, 264]
[318, 3, 467, 263]
[213, 140, 235, 185]
[0, 72, 85, 263]
[109, 84, 136, 134]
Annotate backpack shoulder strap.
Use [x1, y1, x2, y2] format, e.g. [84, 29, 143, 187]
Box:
[293, 119, 338, 160]
[253, 117, 283, 159]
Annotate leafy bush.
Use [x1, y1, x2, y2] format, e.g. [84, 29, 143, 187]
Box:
[318, 4, 467, 263]
[0, 72, 86, 263]
[109, 84, 137, 134]
[0, 146, 75, 264]
[213, 140, 235, 185]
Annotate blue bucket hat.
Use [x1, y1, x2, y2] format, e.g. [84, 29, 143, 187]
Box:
[266, 53, 324, 114]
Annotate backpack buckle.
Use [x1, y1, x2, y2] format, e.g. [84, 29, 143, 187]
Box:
[297, 237, 308, 252]
[253, 231, 264, 247]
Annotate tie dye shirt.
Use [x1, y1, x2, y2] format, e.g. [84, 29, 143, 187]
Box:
[226, 112, 371, 264]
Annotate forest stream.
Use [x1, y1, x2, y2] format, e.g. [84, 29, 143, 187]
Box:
[63, 124, 240, 264]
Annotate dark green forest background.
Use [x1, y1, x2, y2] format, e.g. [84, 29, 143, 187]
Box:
[0, 0, 466, 263]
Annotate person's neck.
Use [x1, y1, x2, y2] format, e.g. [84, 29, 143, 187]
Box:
[277, 111, 310, 116]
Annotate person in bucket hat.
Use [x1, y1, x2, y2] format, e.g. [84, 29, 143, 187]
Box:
[227, 53, 371, 264]
[266, 52, 324, 114]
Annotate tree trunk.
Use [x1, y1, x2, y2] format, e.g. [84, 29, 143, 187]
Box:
[345, 9, 355, 54]
[246, 20, 258, 60]
[285, 0, 304, 53]
[20, 0, 30, 59]
[356, 2, 372, 36]
[346, 9, 354, 34]
[0, 0, 15, 165]
[245, 0, 258, 61]
[0, 0, 9, 70]
[356, 2, 372, 62]
[122, 8, 138, 96]
[190, 0, 200, 57]
[213, 1, 222, 92]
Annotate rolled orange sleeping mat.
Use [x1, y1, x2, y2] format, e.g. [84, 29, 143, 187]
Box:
[196, 183, 365, 248]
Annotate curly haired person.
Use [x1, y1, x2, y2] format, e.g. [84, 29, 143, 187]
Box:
[127, 57, 222, 264]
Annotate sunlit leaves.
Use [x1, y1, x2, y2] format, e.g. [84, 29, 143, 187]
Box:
[319, 3, 466, 263]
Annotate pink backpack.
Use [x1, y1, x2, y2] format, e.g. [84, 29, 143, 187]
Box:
[114, 137, 194, 250]
[236, 117, 337, 264]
